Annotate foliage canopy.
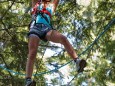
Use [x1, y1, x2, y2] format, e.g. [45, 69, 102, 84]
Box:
[0, 0, 115, 85]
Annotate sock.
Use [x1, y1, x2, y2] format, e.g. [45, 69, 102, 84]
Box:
[74, 58, 81, 64]
[74, 57, 79, 62]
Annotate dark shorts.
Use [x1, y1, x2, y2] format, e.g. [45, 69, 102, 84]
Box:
[28, 21, 53, 41]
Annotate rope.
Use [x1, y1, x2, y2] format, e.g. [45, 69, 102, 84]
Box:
[66, 75, 78, 86]
[0, 18, 115, 76]
[66, 18, 115, 85]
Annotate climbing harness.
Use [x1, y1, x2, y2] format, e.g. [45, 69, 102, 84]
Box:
[32, 1, 51, 18]
[31, 0, 52, 24]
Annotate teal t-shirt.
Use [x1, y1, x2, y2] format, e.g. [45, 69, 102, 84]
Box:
[36, 4, 53, 27]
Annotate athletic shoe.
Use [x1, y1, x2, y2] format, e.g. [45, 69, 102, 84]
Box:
[75, 58, 87, 73]
[25, 78, 36, 86]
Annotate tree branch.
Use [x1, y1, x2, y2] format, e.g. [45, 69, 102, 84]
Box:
[0, 0, 15, 20]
